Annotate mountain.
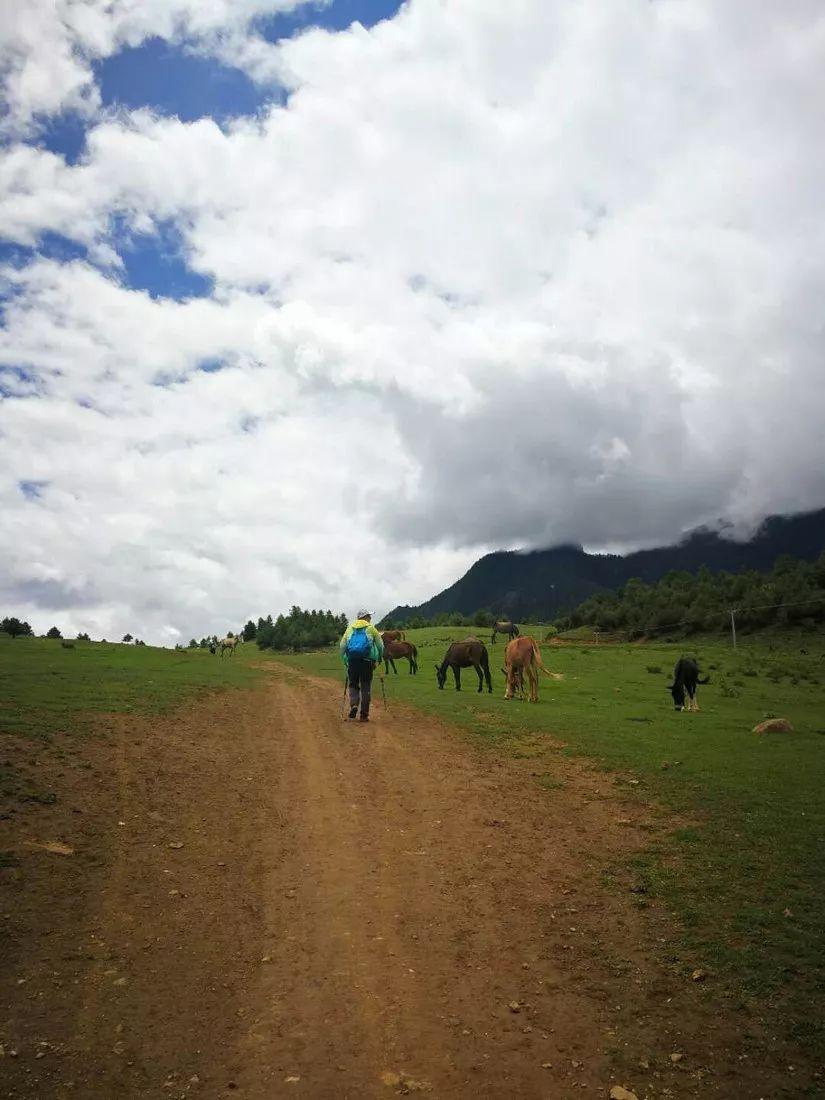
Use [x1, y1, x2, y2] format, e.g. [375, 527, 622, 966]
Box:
[384, 507, 825, 624]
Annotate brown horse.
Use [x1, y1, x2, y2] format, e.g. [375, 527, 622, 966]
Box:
[504, 636, 552, 703]
[384, 639, 418, 674]
[491, 620, 520, 644]
[435, 638, 492, 693]
[381, 629, 406, 645]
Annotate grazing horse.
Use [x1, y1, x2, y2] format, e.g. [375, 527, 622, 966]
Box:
[381, 629, 406, 644]
[668, 657, 709, 711]
[504, 636, 552, 703]
[491, 620, 520, 644]
[384, 639, 418, 675]
[219, 635, 239, 657]
[435, 638, 492, 693]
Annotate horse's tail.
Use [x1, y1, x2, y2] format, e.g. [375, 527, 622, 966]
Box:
[411, 644, 418, 658]
[530, 638, 553, 677]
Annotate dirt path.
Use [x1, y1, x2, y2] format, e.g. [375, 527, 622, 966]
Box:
[1, 665, 812, 1098]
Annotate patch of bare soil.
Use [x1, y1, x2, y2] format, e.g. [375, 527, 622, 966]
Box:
[1, 666, 815, 1098]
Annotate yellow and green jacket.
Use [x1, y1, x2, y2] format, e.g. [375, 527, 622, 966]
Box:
[339, 619, 384, 665]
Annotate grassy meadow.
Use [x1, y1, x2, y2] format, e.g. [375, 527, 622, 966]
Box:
[276, 624, 825, 1057]
[0, 634, 260, 802]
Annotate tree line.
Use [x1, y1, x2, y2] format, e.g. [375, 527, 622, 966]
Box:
[556, 552, 825, 637]
[247, 607, 348, 652]
[379, 608, 535, 631]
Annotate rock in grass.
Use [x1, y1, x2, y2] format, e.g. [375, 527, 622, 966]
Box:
[752, 718, 794, 734]
[610, 1087, 639, 1100]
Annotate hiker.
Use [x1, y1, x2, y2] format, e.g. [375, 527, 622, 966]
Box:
[340, 610, 385, 722]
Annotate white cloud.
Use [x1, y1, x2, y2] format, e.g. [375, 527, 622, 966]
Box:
[2, 0, 825, 639]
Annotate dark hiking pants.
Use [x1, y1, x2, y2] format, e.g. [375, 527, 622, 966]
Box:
[347, 656, 374, 718]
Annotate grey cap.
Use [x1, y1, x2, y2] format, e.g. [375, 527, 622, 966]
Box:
[357, 609, 371, 620]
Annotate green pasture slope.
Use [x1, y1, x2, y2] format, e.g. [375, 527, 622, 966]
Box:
[0, 634, 259, 800]
[278, 625, 825, 1062]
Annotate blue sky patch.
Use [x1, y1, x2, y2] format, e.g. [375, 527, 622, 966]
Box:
[259, 0, 404, 41]
[1, 366, 39, 399]
[19, 480, 48, 500]
[36, 111, 88, 165]
[198, 358, 225, 373]
[113, 218, 214, 300]
[0, 232, 88, 269]
[96, 37, 273, 122]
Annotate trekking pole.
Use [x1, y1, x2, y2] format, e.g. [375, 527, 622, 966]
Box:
[340, 675, 349, 720]
[380, 668, 388, 711]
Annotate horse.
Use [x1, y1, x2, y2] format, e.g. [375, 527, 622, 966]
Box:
[435, 638, 492, 693]
[504, 636, 553, 703]
[381, 629, 406, 644]
[491, 620, 520, 644]
[384, 639, 418, 675]
[219, 635, 239, 657]
[668, 657, 710, 711]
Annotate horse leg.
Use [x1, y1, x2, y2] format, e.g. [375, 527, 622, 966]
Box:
[483, 658, 492, 693]
[474, 661, 483, 692]
[453, 666, 461, 691]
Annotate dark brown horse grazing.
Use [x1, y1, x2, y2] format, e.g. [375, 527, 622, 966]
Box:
[384, 639, 418, 674]
[381, 629, 406, 645]
[491, 620, 520, 644]
[435, 638, 492, 693]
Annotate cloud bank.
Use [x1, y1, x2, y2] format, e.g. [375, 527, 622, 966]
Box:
[2, 0, 825, 641]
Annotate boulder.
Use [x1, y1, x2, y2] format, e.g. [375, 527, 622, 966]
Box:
[752, 718, 794, 734]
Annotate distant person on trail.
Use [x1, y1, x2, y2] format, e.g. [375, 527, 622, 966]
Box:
[340, 610, 384, 722]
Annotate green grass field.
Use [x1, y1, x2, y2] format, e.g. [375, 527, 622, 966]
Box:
[0, 634, 262, 805]
[0, 635, 261, 744]
[276, 625, 825, 1057]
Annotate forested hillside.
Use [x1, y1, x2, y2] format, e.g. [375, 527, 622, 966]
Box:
[559, 553, 825, 637]
[384, 507, 825, 624]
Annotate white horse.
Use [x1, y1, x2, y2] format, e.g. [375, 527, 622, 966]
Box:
[219, 635, 240, 657]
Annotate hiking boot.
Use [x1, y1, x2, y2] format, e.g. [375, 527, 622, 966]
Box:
[359, 715, 370, 722]
[348, 706, 358, 720]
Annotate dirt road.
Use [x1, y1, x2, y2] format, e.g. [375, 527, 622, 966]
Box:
[1, 665, 811, 1098]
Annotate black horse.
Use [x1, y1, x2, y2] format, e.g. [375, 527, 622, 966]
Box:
[435, 639, 492, 693]
[668, 657, 710, 711]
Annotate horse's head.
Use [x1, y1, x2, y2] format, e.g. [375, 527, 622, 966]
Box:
[435, 663, 447, 689]
[668, 682, 685, 710]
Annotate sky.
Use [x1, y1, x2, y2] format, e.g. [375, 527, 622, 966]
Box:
[1, 1, 825, 644]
